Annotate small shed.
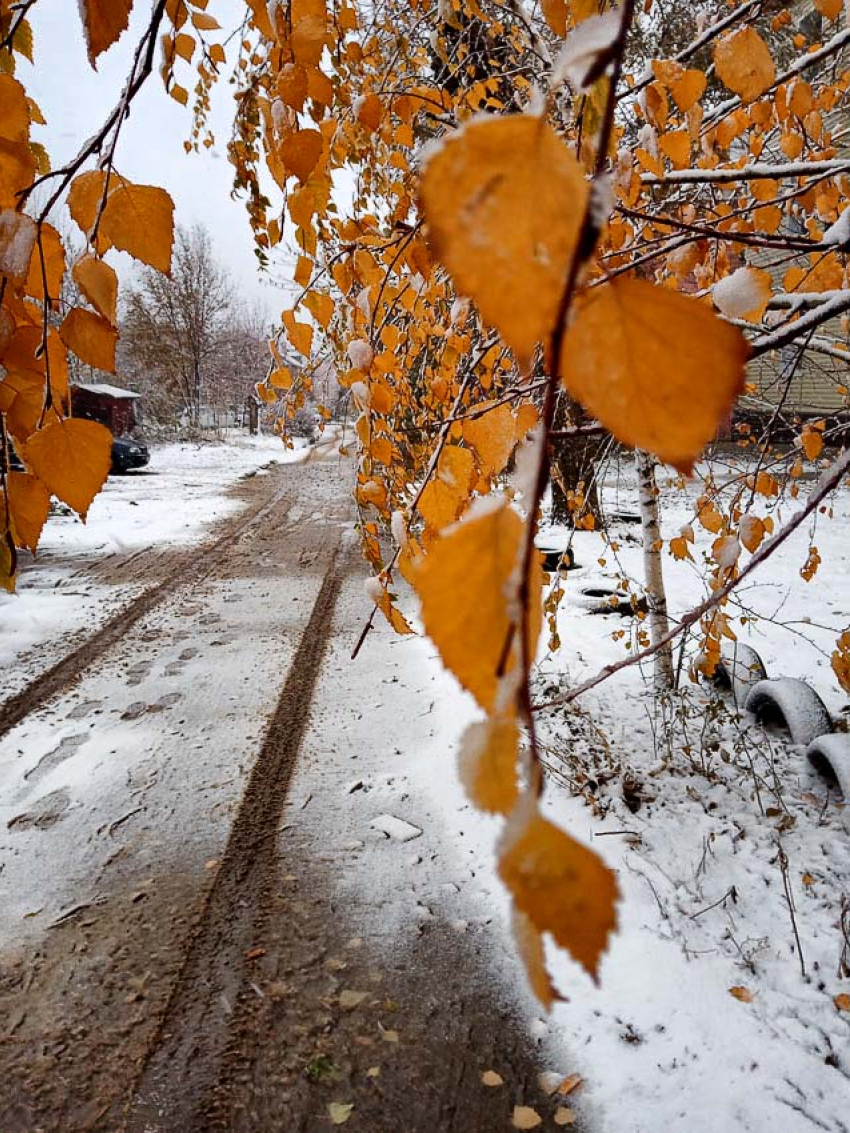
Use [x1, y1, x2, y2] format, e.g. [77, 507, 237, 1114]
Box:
[71, 383, 141, 436]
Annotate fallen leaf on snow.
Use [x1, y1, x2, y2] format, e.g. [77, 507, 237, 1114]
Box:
[557, 1074, 583, 1095]
[834, 993, 850, 1012]
[554, 1107, 576, 1126]
[537, 1070, 563, 1095]
[339, 989, 368, 1010]
[328, 1102, 354, 1125]
[729, 986, 754, 1002]
[481, 1070, 504, 1087]
[512, 1106, 542, 1129]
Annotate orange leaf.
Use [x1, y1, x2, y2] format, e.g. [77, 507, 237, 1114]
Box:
[23, 418, 112, 520]
[357, 93, 384, 131]
[511, 906, 562, 1011]
[0, 75, 30, 142]
[417, 444, 474, 532]
[499, 800, 618, 981]
[282, 309, 313, 357]
[457, 717, 520, 816]
[68, 171, 174, 274]
[24, 224, 65, 305]
[714, 28, 775, 102]
[814, 0, 842, 19]
[191, 11, 220, 30]
[303, 289, 334, 328]
[420, 115, 589, 367]
[5, 471, 51, 552]
[79, 0, 133, 66]
[72, 254, 118, 324]
[801, 425, 823, 461]
[559, 279, 748, 472]
[729, 985, 754, 1002]
[669, 69, 706, 113]
[278, 63, 308, 111]
[834, 993, 850, 1012]
[462, 402, 518, 479]
[59, 307, 118, 373]
[541, 0, 567, 37]
[280, 128, 324, 182]
[659, 130, 690, 168]
[413, 498, 540, 712]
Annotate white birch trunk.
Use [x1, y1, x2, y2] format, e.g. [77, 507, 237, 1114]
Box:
[636, 450, 674, 689]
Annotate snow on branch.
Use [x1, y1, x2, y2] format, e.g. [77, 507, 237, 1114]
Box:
[642, 159, 850, 186]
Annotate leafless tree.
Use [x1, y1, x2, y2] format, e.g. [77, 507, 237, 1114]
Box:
[120, 223, 261, 425]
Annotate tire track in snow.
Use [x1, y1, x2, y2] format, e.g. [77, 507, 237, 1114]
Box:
[0, 479, 293, 743]
[123, 532, 350, 1133]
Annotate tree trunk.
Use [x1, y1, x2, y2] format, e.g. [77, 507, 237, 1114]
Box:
[636, 450, 674, 689]
[550, 392, 604, 528]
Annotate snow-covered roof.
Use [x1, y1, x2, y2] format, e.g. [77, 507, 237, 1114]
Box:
[72, 382, 141, 400]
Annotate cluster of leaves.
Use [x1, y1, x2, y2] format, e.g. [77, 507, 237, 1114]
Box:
[2, 0, 849, 999]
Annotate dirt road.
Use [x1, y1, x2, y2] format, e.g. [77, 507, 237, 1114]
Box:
[0, 455, 578, 1133]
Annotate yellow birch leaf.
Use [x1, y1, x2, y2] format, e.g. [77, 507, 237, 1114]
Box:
[714, 28, 775, 102]
[0, 139, 38, 210]
[802, 425, 823, 461]
[191, 12, 220, 30]
[23, 418, 112, 520]
[72, 254, 118, 324]
[414, 498, 541, 711]
[174, 33, 195, 61]
[0, 530, 15, 594]
[511, 905, 562, 1011]
[278, 63, 308, 111]
[559, 279, 748, 473]
[280, 128, 324, 183]
[283, 309, 313, 356]
[659, 129, 690, 168]
[729, 985, 754, 1002]
[79, 0, 133, 67]
[0, 209, 36, 282]
[498, 800, 618, 980]
[24, 223, 65, 305]
[68, 171, 174, 274]
[541, 0, 567, 37]
[303, 289, 334, 328]
[419, 115, 589, 367]
[5, 470, 51, 552]
[814, 0, 842, 19]
[170, 84, 189, 107]
[269, 366, 293, 390]
[462, 402, 517, 479]
[834, 993, 850, 1011]
[291, 0, 327, 66]
[357, 93, 383, 131]
[739, 513, 766, 553]
[0, 75, 29, 142]
[59, 307, 118, 373]
[417, 444, 474, 532]
[669, 69, 706, 113]
[457, 717, 520, 815]
[367, 580, 415, 636]
[0, 372, 46, 444]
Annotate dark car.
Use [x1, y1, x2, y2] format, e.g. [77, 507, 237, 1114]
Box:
[111, 435, 150, 473]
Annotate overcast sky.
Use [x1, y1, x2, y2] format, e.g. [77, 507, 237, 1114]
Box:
[26, 2, 288, 315]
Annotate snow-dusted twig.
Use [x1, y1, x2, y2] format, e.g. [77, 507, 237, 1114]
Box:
[750, 290, 850, 358]
[642, 159, 850, 186]
[536, 446, 850, 714]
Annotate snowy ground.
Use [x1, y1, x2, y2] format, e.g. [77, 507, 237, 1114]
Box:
[396, 447, 850, 1133]
[1, 440, 848, 1130]
[0, 431, 308, 698]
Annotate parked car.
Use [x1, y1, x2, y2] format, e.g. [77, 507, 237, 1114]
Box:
[111, 435, 150, 473]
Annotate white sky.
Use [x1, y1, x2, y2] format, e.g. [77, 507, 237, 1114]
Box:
[26, 2, 290, 314]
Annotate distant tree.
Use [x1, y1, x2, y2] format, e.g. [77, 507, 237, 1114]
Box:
[120, 224, 243, 425]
